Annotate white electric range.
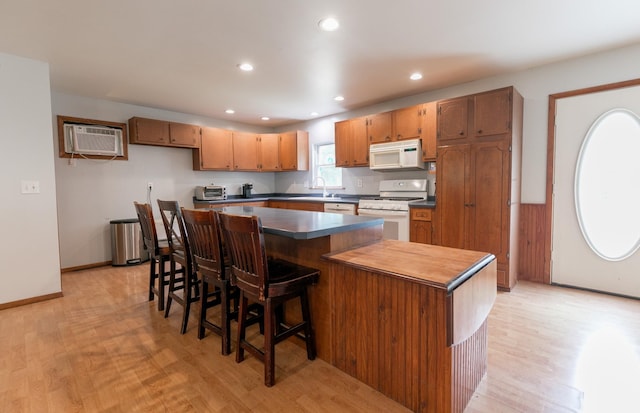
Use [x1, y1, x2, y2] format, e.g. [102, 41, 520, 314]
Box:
[357, 179, 428, 241]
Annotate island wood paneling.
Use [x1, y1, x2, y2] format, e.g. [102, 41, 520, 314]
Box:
[264, 226, 383, 361]
[451, 321, 488, 412]
[329, 262, 493, 413]
[518, 203, 547, 283]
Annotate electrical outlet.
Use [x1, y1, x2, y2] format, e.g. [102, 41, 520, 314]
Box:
[147, 182, 153, 191]
[356, 178, 363, 188]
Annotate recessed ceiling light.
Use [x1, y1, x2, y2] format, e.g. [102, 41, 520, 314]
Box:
[318, 17, 339, 32]
[261, 116, 270, 121]
[334, 95, 344, 101]
[310, 112, 319, 117]
[237, 63, 254, 72]
[410, 72, 423, 80]
[225, 109, 235, 114]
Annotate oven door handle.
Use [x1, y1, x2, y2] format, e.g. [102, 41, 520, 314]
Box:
[357, 208, 409, 217]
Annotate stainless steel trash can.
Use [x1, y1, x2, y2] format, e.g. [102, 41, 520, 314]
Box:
[110, 218, 149, 266]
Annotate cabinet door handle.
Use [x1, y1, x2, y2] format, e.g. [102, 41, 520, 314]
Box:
[464, 203, 476, 207]
[459, 131, 464, 136]
[478, 129, 483, 134]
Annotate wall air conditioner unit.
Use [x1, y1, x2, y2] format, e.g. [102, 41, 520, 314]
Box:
[64, 124, 124, 156]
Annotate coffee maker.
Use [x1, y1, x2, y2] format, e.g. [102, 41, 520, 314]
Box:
[241, 183, 253, 198]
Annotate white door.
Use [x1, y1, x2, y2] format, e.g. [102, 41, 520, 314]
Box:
[552, 85, 640, 298]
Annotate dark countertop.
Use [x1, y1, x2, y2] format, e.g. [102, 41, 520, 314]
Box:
[408, 199, 436, 208]
[194, 194, 436, 207]
[193, 194, 365, 206]
[214, 206, 383, 240]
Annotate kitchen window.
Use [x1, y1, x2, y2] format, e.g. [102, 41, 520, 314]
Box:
[313, 143, 342, 188]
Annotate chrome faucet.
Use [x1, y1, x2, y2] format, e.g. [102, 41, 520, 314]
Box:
[314, 176, 329, 197]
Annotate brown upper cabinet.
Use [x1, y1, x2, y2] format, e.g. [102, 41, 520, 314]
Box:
[366, 112, 393, 144]
[390, 102, 437, 160]
[194, 129, 309, 172]
[437, 87, 512, 144]
[279, 130, 309, 171]
[335, 117, 369, 167]
[193, 126, 233, 170]
[259, 133, 281, 171]
[129, 117, 199, 148]
[420, 102, 437, 161]
[130, 115, 308, 172]
[336, 101, 438, 164]
[232, 132, 261, 171]
[392, 105, 423, 141]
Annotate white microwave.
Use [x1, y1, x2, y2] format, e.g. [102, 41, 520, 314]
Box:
[369, 138, 425, 171]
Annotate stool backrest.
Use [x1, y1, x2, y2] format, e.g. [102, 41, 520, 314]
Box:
[181, 208, 228, 281]
[157, 199, 188, 255]
[218, 212, 269, 300]
[134, 202, 159, 254]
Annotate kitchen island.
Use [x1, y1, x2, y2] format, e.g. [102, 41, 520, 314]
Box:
[215, 206, 496, 413]
[214, 206, 384, 360]
[324, 240, 496, 413]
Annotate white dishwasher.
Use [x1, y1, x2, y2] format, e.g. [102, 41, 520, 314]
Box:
[323, 202, 356, 215]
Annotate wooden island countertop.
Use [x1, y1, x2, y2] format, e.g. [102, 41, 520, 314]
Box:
[324, 239, 495, 292]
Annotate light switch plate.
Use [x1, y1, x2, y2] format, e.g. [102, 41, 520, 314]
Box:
[21, 180, 40, 194]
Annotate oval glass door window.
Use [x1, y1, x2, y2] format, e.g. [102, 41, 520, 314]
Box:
[575, 108, 640, 261]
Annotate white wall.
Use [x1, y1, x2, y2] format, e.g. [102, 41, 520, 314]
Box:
[278, 43, 640, 204]
[51, 93, 276, 269]
[0, 53, 61, 304]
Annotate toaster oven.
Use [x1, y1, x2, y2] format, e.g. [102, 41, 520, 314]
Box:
[194, 185, 226, 201]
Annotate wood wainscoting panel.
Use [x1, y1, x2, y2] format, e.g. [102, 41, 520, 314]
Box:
[518, 204, 547, 283]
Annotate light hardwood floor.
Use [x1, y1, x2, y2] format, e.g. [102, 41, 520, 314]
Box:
[0, 264, 639, 412]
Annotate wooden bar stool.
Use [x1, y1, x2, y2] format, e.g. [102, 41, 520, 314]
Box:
[133, 202, 171, 311]
[157, 200, 197, 334]
[180, 208, 235, 354]
[218, 212, 319, 386]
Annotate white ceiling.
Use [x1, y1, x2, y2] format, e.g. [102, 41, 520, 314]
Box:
[2, 0, 640, 127]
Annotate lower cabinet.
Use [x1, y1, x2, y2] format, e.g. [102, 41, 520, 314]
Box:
[194, 201, 267, 209]
[268, 200, 324, 212]
[410, 208, 433, 244]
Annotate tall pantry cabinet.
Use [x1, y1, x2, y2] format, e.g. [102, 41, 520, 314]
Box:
[434, 87, 523, 290]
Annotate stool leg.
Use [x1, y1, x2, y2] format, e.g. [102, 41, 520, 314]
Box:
[197, 278, 208, 340]
[180, 272, 191, 335]
[264, 297, 276, 387]
[148, 257, 156, 301]
[157, 257, 166, 311]
[220, 281, 231, 355]
[300, 289, 316, 360]
[164, 258, 176, 318]
[235, 291, 248, 363]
